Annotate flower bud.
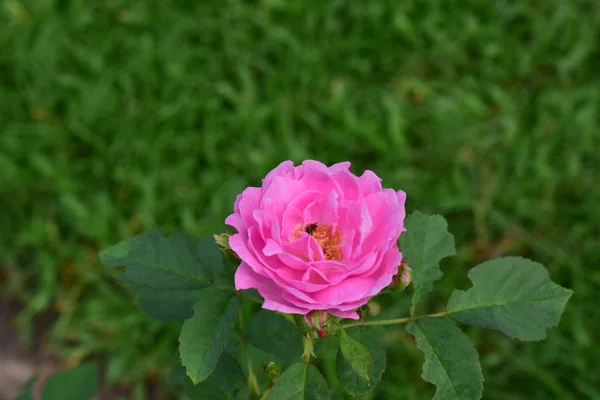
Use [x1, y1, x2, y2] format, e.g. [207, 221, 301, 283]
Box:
[400, 265, 412, 289]
[213, 232, 231, 249]
[305, 310, 328, 339]
[390, 259, 412, 292]
[259, 360, 281, 380]
[213, 232, 240, 263]
[297, 310, 332, 339]
[366, 300, 381, 317]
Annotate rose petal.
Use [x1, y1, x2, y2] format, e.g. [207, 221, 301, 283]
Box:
[327, 308, 360, 320]
[262, 160, 295, 187]
[237, 187, 262, 228]
[358, 169, 383, 197]
[312, 276, 378, 305]
[225, 213, 245, 235]
[263, 239, 283, 256]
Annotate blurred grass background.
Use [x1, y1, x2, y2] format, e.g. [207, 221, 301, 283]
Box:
[1, 0, 599, 398]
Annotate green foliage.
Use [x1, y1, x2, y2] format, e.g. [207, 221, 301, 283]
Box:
[406, 319, 483, 400]
[338, 330, 374, 382]
[99, 229, 229, 290]
[336, 327, 386, 396]
[248, 310, 303, 368]
[400, 212, 456, 313]
[2, 0, 597, 399]
[184, 352, 246, 400]
[41, 363, 99, 400]
[136, 288, 205, 322]
[447, 257, 573, 341]
[179, 288, 240, 384]
[269, 363, 330, 400]
[90, 212, 571, 399]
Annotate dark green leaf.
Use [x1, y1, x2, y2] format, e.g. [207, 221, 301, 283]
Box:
[136, 288, 205, 322]
[184, 352, 245, 400]
[336, 327, 386, 396]
[399, 212, 456, 313]
[406, 318, 483, 400]
[240, 288, 263, 303]
[269, 363, 330, 400]
[248, 310, 303, 368]
[330, 391, 345, 400]
[42, 363, 98, 400]
[99, 229, 229, 291]
[197, 236, 237, 287]
[447, 256, 573, 341]
[179, 288, 240, 384]
[339, 330, 373, 382]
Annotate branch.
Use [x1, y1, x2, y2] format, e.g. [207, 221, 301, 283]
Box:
[341, 311, 448, 329]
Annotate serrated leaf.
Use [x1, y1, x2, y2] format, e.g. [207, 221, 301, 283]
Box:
[180, 288, 240, 384]
[42, 363, 98, 400]
[269, 363, 330, 400]
[197, 236, 238, 287]
[406, 318, 483, 400]
[99, 230, 230, 291]
[248, 310, 303, 368]
[336, 327, 386, 396]
[136, 288, 205, 322]
[400, 211, 456, 313]
[339, 330, 373, 382]
[184, 352, 245, 400]
[447, 256, 573, 341]
[100, 232, 235, 322]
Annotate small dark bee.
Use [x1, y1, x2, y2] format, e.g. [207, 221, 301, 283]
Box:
[305, 223, 318, 235]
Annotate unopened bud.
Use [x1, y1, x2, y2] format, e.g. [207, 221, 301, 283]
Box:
[400, 265, 412, 290]
[213, 232, 240, 263]
[213, 232, 231, 250]
[305, 310, 328, 339]
[259, 360, 281, 380]
[389, 260, 412, 292]
[366, 300, 381, 317]
[304, 310, 327, 329]
[297, 310, 332, 339]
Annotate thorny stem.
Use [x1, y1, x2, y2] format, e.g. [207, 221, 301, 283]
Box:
[341, 311, 448, 329]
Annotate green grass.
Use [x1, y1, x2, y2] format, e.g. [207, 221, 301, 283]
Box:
[2, 0, 599, 398]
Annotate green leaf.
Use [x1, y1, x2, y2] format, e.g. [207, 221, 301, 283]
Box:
[248, 310, 303, 368]
[339, 330, 373, 382]
[447, 256, 573, 341]
[399, 212, 456, 314]
[406, 318, 483, 400]
[184, 352, 246, 400]
[99, 229, 228, 291]
[269, 362, 330, 400]
[179, 288, 240, 384]
[42, 363, 99, 400]
[197, 236, 237, 286]
[136, 288, 205, 322]
[336, 327, 386, 396]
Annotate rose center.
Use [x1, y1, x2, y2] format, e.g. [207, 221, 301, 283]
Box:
[304, 223, 342, 261]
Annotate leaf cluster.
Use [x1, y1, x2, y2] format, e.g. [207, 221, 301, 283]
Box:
[95, 212, 572, 399]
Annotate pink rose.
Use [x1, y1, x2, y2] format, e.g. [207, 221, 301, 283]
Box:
[225, 160, 406, 320]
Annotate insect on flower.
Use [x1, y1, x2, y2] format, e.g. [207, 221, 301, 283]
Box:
[305, 223, 318, 235]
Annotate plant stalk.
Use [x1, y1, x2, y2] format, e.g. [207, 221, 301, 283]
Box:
[341, 311, 448, 329]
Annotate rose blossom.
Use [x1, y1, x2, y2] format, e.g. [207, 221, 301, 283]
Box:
[225, 160, 406, 319]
